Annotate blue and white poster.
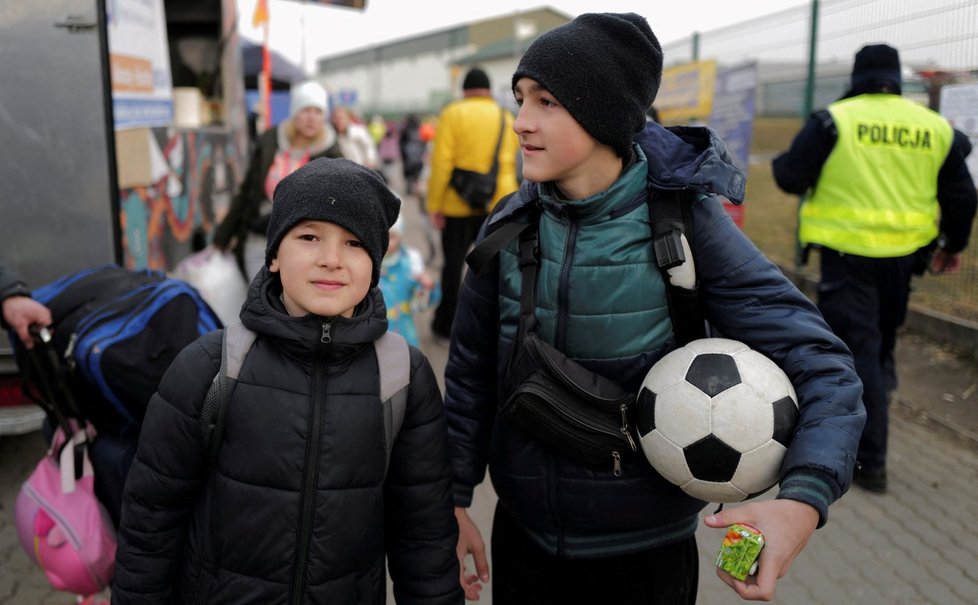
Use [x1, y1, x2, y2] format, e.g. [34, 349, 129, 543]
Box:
[108, 0, 174, 129]
[709, 62, 758, 174]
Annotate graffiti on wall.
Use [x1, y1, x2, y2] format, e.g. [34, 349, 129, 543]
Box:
[120, 127, 243, 270]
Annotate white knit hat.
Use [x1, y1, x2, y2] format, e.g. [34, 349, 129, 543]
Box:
[289, 81, 328, 117]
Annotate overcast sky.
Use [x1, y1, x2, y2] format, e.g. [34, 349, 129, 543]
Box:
[236, 0, 812, 73]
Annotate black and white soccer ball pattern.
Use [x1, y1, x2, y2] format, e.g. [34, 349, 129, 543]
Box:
[636, 338, 799, 503]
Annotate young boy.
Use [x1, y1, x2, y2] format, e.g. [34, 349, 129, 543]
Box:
[113, 158, 463, 604]
[444, 12, 865, 604]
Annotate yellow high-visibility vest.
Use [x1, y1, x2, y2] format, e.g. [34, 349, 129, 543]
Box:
[800, 94, 953, 257]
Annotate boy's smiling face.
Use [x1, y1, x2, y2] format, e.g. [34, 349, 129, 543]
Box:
[269, 220, 372, 319]
[513, 77, 614, 199]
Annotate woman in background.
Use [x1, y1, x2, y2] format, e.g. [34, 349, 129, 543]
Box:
[213, 81, 341, 280]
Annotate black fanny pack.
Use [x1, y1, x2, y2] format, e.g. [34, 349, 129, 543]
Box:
[450, 168, 497, 211]
[466, 188, 704, 476]
[449, 108, 506, 211]
[503, 330, 638, 474]
[499, 224, 638, 475]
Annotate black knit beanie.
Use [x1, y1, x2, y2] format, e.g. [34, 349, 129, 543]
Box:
[265, 157, 401, 287]
[851, 43, 902, 93]
[463, 67, 491, 91]
[512, 12, 662, 157]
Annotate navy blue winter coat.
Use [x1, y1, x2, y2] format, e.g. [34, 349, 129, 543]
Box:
[443, 123, 866, 558]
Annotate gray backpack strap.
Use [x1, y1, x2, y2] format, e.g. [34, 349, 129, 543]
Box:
[374, 331, 410, 476]
[201, 322, 257, 467]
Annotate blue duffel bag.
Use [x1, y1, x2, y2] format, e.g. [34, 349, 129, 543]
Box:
[26, 263, 222, 433]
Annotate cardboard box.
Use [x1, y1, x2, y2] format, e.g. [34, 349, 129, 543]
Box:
[115, 128, 154, 189]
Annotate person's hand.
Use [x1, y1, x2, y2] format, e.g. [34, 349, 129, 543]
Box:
[455, 506, 490, 601]
[429, 212, 446, 231]
[417, 271, 435, 290]
[931, 249, 962, 274]
[703, 499, 819, 601]
[2, 295, 52, 349]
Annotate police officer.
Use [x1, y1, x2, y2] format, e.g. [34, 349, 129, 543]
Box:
[772, 43, 977, 493]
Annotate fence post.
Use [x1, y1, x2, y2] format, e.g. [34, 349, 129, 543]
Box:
[803, 0, 820, 117]
[796, 0, 821, 267]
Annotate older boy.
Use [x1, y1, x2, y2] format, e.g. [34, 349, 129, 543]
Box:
[444, 12, 864, 604]
[114, 158, 462, 604]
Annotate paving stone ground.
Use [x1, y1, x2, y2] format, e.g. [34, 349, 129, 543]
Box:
[3, 167, 977, 604]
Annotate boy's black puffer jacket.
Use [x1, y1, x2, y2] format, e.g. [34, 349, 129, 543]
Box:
[113, 268, 462, 604]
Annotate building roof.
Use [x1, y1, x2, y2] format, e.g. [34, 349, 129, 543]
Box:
[316, 6, 570, 72]
[453, 36, 538, 65]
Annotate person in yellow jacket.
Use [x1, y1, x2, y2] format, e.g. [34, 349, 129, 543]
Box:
[773, 44, 977, 493]
[426, 67, 519, 340]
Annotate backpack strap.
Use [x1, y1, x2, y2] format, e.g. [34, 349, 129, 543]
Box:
[374, 331, 410, 476]
[200, 324, 411, 477]
[201, 322, 256, 467]
[649, 188, 707, 345]
[466, 221, 535, 276]
[465, 190, 534, 275]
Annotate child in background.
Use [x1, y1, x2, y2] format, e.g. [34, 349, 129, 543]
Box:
[380, 216, 439, 347]
[113, 158, 462, 604]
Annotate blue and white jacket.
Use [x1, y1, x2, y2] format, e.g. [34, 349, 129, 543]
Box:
[443, 122, 866, 559]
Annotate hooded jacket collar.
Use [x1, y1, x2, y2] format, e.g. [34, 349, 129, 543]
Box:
[537, 152, 648, 223]
[239, 267, 389, 362]
[636, 123, 746, 203]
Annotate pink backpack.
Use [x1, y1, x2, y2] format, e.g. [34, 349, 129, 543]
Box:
[14, 423, 117, 596]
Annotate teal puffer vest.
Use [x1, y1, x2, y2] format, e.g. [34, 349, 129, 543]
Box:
[497, 151, 673, 391]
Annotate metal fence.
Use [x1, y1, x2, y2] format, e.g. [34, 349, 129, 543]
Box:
[662, 0, 978, 324]
[663, 0, 978, 71]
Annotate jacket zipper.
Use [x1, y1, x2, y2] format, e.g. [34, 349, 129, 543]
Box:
[555, 218, 578, 351]
[290, 321, 330, 603]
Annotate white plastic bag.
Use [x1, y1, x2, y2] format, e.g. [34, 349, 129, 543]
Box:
[171, 248, 248, 326]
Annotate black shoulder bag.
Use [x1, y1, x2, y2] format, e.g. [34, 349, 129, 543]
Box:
[449, 108, 506, 211]
[500, 219, 639, 476]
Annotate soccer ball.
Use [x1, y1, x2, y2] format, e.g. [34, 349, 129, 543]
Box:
[635, 338, 799, 503]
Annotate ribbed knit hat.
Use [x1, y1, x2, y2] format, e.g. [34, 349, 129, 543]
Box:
[512, 12, 662, 157]
[851, 44, 902, 92]
[463, 67, 491, 91]
[265, 158, 400, 287]
[289, 81, 329, 117]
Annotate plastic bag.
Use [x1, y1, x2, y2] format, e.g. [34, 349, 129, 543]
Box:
[171, 248, 248, 326]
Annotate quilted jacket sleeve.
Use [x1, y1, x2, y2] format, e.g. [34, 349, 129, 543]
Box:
[384, 347, 463, 605]
[441, 234, 501, 507]
[692, 195, 866, 526]
[112, 331, 222, 604]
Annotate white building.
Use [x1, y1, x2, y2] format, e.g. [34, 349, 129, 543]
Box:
[313, 7, 571, 118]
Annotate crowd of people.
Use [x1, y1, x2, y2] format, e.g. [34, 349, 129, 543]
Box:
[2, 10, 975, 605]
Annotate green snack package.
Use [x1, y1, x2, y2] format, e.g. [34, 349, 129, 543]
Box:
[715, 523, 765, 581]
